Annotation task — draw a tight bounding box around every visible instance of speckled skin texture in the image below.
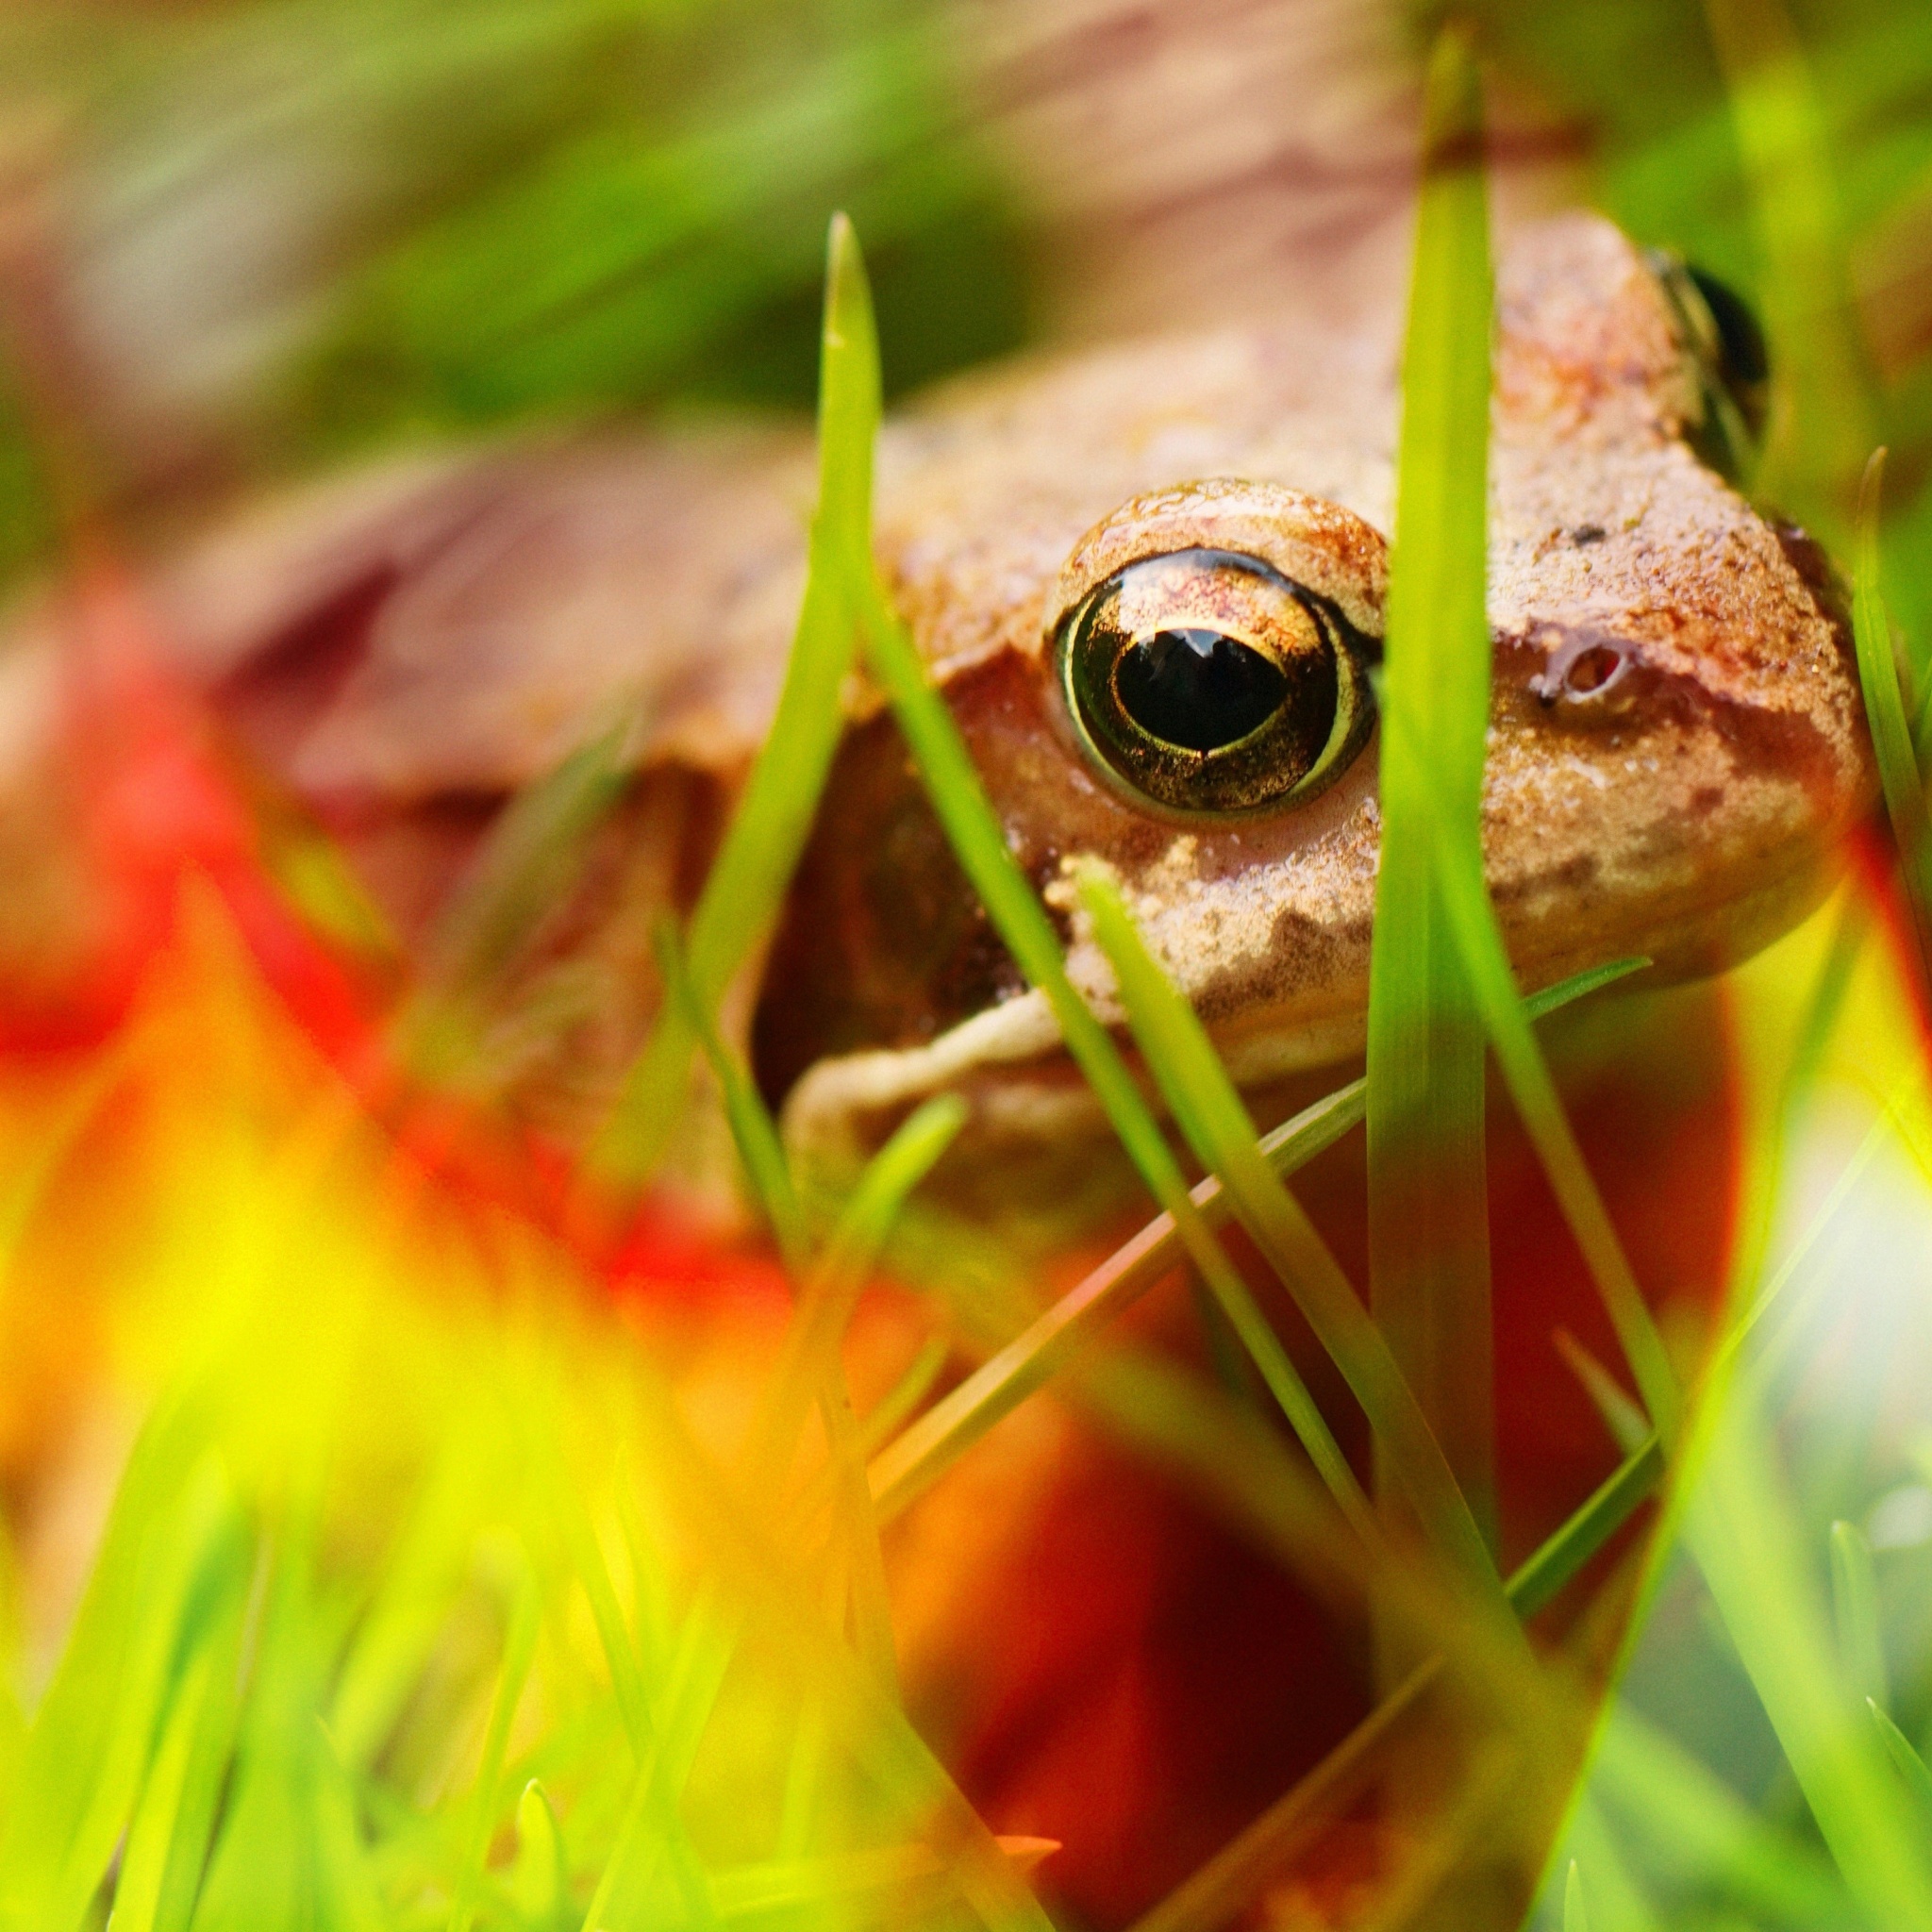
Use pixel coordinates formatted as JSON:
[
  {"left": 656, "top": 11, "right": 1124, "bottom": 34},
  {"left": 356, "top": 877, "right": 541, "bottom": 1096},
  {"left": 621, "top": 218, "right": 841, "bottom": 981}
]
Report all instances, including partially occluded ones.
[{"left": 0, "top": 215, "right": 1872, "bottom": 1168}]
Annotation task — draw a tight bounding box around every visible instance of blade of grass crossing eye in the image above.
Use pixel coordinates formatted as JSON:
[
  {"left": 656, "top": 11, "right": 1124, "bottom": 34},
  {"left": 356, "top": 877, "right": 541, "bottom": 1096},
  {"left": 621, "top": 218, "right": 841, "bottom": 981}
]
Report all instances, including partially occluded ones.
[
  {"left": 1078, "top": 870, "right": 1504, "bottom": 1606},
  {"left": 1870, "top": 1702, "right": 1932, "bottom": 1815},
  {"left": 868, "top": 958, "right": 1648, "bottom": 1523},
  {"left": 654, "top": 919, "right": 808, "bottom": 1276},
  {"left": 592, "top": 213, "right": 878, "bottom": 1188},
  {"left": 1854, "top": 451, "right": 1932, "bottom": 989},
  {"left": 819, "top": 236, "right": 1315, "bottom": 1408},
  {"left": 1366, "top": 24, "right": 1498, "bottom": 1549},
  {"left": 1830, "top": 1520, "right": 1887, "bottom": 1713},
  {"left": 447, "top": 1566, "right": 541, "bottom": 1932}
]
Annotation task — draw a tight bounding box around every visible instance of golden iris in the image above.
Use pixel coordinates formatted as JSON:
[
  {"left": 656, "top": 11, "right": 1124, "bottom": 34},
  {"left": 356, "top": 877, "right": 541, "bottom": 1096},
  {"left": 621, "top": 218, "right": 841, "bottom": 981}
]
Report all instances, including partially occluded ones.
[{"left": 1058, "top": 548, "right": 1375, "bottom": 814}]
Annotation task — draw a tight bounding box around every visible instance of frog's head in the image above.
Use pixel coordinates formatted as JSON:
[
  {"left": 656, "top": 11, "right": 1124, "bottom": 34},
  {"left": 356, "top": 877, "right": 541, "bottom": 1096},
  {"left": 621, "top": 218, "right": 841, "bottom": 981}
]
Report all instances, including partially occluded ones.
[{"left": 766, "top": 215, "right": 1873, "bottom": 1175}]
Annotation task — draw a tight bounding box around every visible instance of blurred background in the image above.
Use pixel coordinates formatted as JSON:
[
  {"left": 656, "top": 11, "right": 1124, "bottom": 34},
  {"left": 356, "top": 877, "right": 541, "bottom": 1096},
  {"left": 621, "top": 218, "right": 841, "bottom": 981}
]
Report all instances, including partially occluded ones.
[{"left": 0, "top": 0, "right": 1922, "bottom": 588}]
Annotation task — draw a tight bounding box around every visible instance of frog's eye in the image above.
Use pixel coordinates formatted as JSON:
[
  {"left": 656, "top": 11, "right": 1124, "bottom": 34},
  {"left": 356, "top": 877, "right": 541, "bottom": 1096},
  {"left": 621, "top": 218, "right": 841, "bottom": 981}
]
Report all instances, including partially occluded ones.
[
  {"left": 1649, "top": 252, "right": 1771, "bottom": 484},
  {"left": 1058, "top": 547, "right": 1376, "bottom": 815}
]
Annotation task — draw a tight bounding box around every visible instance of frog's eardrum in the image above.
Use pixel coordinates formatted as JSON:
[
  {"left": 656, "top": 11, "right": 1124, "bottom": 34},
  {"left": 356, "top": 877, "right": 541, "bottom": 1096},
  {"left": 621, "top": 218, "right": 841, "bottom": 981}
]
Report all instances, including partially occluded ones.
[{"left": 0, "top": 216, "right": 1873, "bottom": 1174}]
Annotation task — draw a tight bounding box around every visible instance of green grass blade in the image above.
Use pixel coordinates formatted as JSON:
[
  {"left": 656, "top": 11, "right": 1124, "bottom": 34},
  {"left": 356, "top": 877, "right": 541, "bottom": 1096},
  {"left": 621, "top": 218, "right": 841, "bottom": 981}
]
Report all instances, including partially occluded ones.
[
  {"left": 868, "top": 959, "right": 1647, "bottom": 1523},
  {"left": 592, "top": 211, "right": 879, "bottom": 1188},
  {"left": 1555, "top": 1331, "right": 1653, "bottom": 1457},
  {"left": 1565, "top": 1798, "right": 1665, "bottom": 1932},
  {"left": 398, "top": 715, "right": 632, "bottom": 1086},
  {"left": 570, "top": 1592, "right": 725, "bottom": 1932},
  {"left": 108, "top": 1641, "right": 222, "bottom": 1932},
  {"left": 312, "top": 1721, "right": 385, "bottom": 1932},
  {"left": 1685, "top": 1375, "right": 1932, "bottom": 1925},
  {"left": 147, "top": 1562, "right": 253, "bottom": 1932},
  {"left": 747, "top": 1095, "right": 965, "bottom": 1490},
  {"left": 327, "top": 1446, "right": 481, "bottom": 1772},
  {"left": 0, "top": 1422, "right": 231, "bottom": 1932},
  {"left": 745, "top": 1103, "right": 968, "bottom": 1707},
  {"left": 1593, "top": 1702, "right": 1850, "bottom": 1925},
  {"left": 1401, "top": 757, "right": 1682, "bottom": 1444},
  {"left": 1780, "top": 892, "right": 1870, "bottom": 1119},
  {"left": 1366, "top": 23, "right": 1498, "bottom": 1542},
  {"left": 1367, "top": 19, "right": 1680, "bottom": 1463},
  {"left": 508, "top": 1781, "right": 568, "bottom": 1930},
  {"left": 1125, "top": 1662, "right": 1441, "bottom": 1932},
  {"left": 856, "top": 1336, "right": 949, "bottom": 1455},
  {"left": 1703, "top": 0, "right": 1876, "bottom": 520},
  {"left": 1078, "top": 869, "right": 1501, "bottom": 1604},
  {"left": 1564, "top": 1860, "right": 1591, "bottom": 1932},
  {"left": 1870, "top": 1700, "right": 1932, "bottom": 1814},
  {"left": 1830, "top": 1519, "right": 1887, "bottom": 1713},
  {"left": 446, "top": 1564, "right": 541, "bottom": 1932},
  {"left": 638, "top": 1407, "right": 1058, "bottom": 1932},
  {"left": 816, "top": 1094, "right": 970, "bottom": 1291},
  {"left": 423, "top": 716, "right": 632, "bottom": 996},
  {"left": 1505, "top": 1438, "right": 1662, "bottom": 1622},
  {"left": 654, "top": 918, "right": 808, "bottom": 1276},
  {"left": 1853, "top": 449, "right": 1932, "bottom": 987}
]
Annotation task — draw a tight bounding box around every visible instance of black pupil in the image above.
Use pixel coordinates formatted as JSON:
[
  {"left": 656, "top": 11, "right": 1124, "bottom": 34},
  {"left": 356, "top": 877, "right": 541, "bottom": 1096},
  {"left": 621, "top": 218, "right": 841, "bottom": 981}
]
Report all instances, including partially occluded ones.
[{"left": 1114, "top": 627, "right": 1289, "bottom": 752}]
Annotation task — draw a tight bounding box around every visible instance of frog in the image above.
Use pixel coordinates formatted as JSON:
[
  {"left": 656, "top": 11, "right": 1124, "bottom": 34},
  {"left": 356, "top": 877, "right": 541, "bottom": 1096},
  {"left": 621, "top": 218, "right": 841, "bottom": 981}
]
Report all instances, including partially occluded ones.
[{"left": 0, "top": 212, "right": 1872, "bottom": 1201}]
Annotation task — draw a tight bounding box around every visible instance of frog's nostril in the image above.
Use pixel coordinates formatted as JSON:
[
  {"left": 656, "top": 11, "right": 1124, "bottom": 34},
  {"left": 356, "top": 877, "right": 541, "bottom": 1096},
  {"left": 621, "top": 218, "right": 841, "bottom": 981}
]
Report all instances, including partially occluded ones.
[
  {"left": 1115, "top": 627, "right": 1294, "bottom": 752},
  {"left": 1531, "top": 630, "right": 1637, "bottom": 706},
  {"left": 1562, "top": 644, "right": 1627, "bottom": 697}
]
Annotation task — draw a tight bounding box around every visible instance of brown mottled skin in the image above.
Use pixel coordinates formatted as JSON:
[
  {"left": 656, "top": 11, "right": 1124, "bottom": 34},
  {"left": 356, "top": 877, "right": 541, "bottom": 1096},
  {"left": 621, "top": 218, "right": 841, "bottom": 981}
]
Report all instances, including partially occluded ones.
[{"left": 0, "top": 215, "right": 1873, "bottom": 1178}]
